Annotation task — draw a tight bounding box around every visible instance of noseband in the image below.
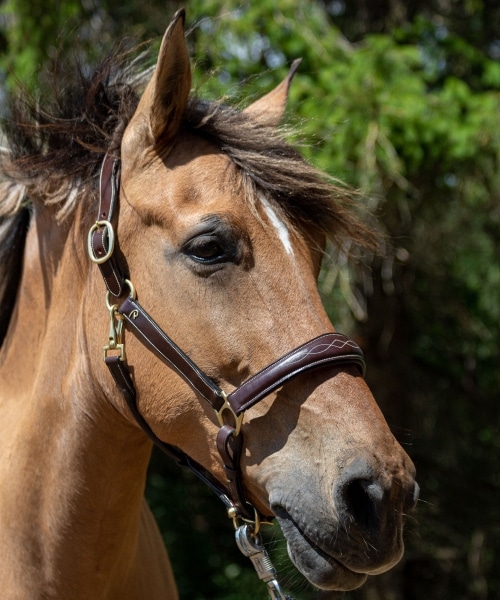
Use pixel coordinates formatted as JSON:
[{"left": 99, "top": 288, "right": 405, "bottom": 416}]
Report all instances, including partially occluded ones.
[{"left": 88, "top": 154, "right": 366, "bottom": 598}]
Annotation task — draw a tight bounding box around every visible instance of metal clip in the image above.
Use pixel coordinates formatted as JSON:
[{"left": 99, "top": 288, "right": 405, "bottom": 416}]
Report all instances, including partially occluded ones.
[
  {"left": 266, "top": 579, "right": 295, "bottom": 600},
  {"left": 235, "top": 524, "right": 294, "bottom": 600},
  {"left": 103, "top": 302, "right": 125, "bottom": 362}
]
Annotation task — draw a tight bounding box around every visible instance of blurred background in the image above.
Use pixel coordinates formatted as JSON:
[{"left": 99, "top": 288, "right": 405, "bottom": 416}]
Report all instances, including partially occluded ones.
[{"left": 1, "top": 1, "right": 498, "bottom": 598}]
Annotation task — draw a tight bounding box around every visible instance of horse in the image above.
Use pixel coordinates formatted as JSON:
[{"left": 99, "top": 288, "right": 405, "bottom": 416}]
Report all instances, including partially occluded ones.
[{"left": 0, "top": 9, "right": 418, "bottom": 599}]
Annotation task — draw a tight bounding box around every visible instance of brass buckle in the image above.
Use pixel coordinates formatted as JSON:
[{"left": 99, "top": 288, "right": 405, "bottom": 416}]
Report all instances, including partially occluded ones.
[
  {"left": 88, "top": 220, "right": 115, "bottom": 264},
  {"left": 228, "top": 505, "right": 262, "bottom": 534}
]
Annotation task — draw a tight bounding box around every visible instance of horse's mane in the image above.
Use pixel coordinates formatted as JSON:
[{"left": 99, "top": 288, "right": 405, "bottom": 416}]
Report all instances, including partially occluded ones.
[{"left": 0, "top": 45, "right": 376, "bottom": 346}]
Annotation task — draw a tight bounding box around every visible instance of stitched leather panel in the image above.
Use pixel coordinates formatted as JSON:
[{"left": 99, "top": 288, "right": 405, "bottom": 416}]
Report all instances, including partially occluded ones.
[
  {"left": 227, "top": 333, "right": 365, "bottom": 415},
  {"left": 98, "top": 154, "right": 119, "bottom": 221}
]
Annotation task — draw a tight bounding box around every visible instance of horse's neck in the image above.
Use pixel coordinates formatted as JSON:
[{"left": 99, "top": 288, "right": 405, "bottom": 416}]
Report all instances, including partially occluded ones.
[{"left": 0, "top": 209, "right": 174, "bottom": 598}]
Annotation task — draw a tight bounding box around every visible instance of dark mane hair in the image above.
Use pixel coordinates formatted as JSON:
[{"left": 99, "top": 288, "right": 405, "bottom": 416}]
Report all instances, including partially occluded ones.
[
  {"left": 1, "top": 50, "right": 142, "bottom": 212},
  {"left": 0, "top": 45, "right": 376, "bottom": 345},
  {"left": 183, "top": 99, "right": 375, "bottom": 248}
]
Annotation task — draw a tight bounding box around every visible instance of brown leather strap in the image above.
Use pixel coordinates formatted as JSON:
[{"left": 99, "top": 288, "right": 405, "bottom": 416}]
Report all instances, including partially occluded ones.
[
  {"left": 89, "top": 155, "right": 127, "bottom": 297},
  {"left": 97, "top": 154, "right": 119, "bottom": 221},
  {"left": 217, "top": 425, "right": 254, "bottom": 519},
  {"left": 118, "top": 298, "right": 365, "bottom": 417},
  {"left": 119, "top": 296, "right": 226, "bottom": 408},
  {"left": 114, "top": 304, "right": 364, "bottom": 523},
  {"left": 92, "top": 156, "right": 255, "bottom": 517},
  {"left": 227, "top": 333, "right": 365, "bottom": 415}
]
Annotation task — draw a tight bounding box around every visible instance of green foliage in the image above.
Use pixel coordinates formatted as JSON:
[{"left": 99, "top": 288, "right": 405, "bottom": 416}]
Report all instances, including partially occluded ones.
[{"left": 0, "top": 0, "right": 81, "bottom": 89}]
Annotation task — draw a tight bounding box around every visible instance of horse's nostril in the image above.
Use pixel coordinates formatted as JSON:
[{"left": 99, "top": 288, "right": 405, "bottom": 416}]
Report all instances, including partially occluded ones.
[
  {"left": 345, "top": 479, "right": 383, "bottom": 532},
  {"left": 336, "top": 456, "right": 419, "bottom": 535}
]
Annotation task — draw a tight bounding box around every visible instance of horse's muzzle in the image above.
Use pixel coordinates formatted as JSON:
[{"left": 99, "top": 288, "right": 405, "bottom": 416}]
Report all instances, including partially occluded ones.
[{"left": 272, "top": 453, "right": 419, "bottom": 590}]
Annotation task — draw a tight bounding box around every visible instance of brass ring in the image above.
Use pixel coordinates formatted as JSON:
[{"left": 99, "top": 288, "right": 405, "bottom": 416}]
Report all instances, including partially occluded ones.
[
  {"left": 106, "top": 279, "right": 136, "bottom": 312},
  {"left": 124, "top": 279, "right": 136, "bottom": 300}
]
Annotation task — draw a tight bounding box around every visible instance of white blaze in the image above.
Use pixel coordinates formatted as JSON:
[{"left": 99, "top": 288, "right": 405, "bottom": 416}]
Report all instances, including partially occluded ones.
[{"left": 260, "top": 195, "right": 294, "bottom": 256}]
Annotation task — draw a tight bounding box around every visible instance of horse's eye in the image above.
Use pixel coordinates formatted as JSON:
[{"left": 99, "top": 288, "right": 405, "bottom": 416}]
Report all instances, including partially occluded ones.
[{"left": 184, "top": 235, "right": 228, "bottom": 264}]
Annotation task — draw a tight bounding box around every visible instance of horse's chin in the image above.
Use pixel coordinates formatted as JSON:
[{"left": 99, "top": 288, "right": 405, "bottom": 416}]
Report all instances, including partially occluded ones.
[{"left": 274, "top": 509, "right": 370, "bottom": 592}]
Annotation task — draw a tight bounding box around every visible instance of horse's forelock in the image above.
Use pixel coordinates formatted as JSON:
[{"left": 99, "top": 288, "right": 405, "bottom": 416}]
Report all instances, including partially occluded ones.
[{"left": 184, "top": 98, "right": 378, "bottom": 251}]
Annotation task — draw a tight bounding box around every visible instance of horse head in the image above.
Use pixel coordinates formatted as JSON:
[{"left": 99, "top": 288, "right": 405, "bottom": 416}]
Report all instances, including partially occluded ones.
[
  {"left": 85, "top": 9, "right": 417, "bottom": 592},
  {"left": 0, "top": 8, "right": 418, "bottom": 597}
]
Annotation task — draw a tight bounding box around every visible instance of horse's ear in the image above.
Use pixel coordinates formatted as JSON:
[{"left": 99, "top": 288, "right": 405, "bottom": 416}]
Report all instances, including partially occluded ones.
[
  {"left": 131, "top": 8, "right": 191, "bottom": 145},
  {"left": 244, "top": 59, "right": 301, "bottom": 126}
]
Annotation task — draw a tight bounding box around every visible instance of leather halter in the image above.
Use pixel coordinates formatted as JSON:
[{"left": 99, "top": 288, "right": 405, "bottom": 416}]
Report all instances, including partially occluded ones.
[{"left": 88, "top": 154, "right": 366, "bottom": 523}]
